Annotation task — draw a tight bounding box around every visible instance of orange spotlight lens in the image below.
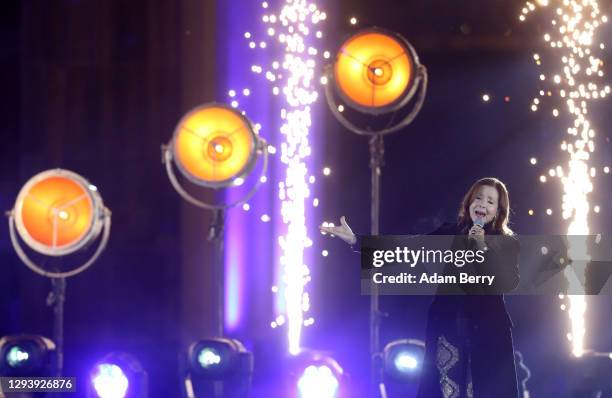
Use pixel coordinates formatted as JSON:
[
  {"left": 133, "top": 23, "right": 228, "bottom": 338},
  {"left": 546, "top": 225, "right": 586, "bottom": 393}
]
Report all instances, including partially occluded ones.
[
  {"left": 172, "top": 104, "right": 257, "bottom": 188},
  {"left": 334, "top": 30, "right": 415, "bottom": 111},
  {"left": 14, "top": 170, "right": 103, "bottom": 256},
  {"left": 207, "top": 136, "right": 234, "bottom": 162}
]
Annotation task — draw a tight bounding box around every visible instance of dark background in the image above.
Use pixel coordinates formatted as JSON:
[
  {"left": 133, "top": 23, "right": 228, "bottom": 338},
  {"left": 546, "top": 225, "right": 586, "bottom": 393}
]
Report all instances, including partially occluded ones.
[{"left": 1, "top": 0, "right": 611, "bottom": 396}]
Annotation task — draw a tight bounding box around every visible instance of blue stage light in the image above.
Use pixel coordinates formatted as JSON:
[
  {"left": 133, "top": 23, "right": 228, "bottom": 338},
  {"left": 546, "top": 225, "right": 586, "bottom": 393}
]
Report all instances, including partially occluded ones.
[
  {"left": 87, "top": 352, "right": 147, "bottom": 398},
  {"left": 187, "top": 338, "right": 252, "bottom": 379},
  {"left": 91, "top": 363, "right": 129, "bottom": 398},
  {"left": 393, "top": 351, "right": 419, "bottom": 373},
  {"left": 286, "top": 350, "right": 343, "bottom": 398},
  {"left": 6, "top": 346, "right": 30, "bottom": 368},
  {"left": 380, "top": 339, "right": 425, "bottom": 397},
  {"left": 383, "top": 339, "right": 425, "bottom": 381},
  {"left": 297, "top": 364, "right": 340, "bottom": 398},
  {"left": 182, "top": 338, "right": 253, "bottom": 397},
  {"left": 0, "top": 335, "right": 56, "bottom": 377},
  {"left": 197, "top": 347, "right": 222, "bottom": 369}
]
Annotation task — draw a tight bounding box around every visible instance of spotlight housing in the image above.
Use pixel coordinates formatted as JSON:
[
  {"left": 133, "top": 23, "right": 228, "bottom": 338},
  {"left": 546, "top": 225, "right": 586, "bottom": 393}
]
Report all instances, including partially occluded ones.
[
  {"left": 171, "top": 103, "right": 259, "bottom": 189},
  {"left": 0, "top": 335, "right": 56, "bottom": 377},
  {"left": 324, "top": 27, "right": 427, "bottom": 137},
  {"left": 8, "top": 168, "right": 111, "bottom": 278},
  {"left": 333, "top": 28, "right": 420, "bottom": 115},
  {"left": 182, "top": 338, "right": 253, "bottom": 398},
  {"left": 163, "top": 102, "right": 269, "bottom": 210},
  {"left": 12, "top": 169, "right": 105, "bottom": 257}
]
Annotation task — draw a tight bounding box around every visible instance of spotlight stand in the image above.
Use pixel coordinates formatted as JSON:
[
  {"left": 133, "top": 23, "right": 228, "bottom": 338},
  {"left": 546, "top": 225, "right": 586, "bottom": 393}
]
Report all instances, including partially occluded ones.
[
  {"left": 208, "top": 208, "right": 225, "bottom": 337},
  {"left": 47, "top": 277, "right": 66, "bottom": 377},
  {"left": 369, "top": 133, "right": 387, "bottom": 398},
  {"left": 324, "top": 49, "right": 428, "bottom": 398},
  {"left": 162, "top": 136, "right": 268, "bottom": 339}
]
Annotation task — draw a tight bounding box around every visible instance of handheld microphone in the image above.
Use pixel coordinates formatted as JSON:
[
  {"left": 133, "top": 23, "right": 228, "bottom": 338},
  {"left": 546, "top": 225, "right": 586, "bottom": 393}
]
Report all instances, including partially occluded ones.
[{"left": 474, "top": 216, "right": 484, "bottom": 228}]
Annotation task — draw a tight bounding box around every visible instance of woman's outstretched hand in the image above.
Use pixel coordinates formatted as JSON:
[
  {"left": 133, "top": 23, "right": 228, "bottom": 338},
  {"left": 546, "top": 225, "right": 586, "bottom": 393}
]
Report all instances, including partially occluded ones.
[{"left": 319, "top": 216, "right": 357, "bottom": 245}]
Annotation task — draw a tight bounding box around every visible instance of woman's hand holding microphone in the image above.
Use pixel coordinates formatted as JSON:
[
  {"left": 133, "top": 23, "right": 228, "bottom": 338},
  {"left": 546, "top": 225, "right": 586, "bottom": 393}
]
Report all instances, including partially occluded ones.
[{"left": 468, "top": 217, "right": 487, "bottom": 250}]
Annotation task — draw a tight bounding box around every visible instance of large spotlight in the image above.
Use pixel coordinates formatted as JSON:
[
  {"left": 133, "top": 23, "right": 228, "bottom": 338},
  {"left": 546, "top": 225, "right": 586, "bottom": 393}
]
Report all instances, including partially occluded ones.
[
  {"left": 381, "top": 339, "right": 425, "bottom": 397},
  {"left": 14, "top": 169, "right": 104, "bottom": 256},
  {"left": 8, "top": 168, "right": 111, "bottom": 277},
  {"left": 0, "top": 335, "right": 56, "bottom": 377},
  {"left": 182, "top": 338, "right": 253, "bottom": 398},
  {"left": 163, "top": 103, "right": 268, "bottom": 338},
  {"left": 165, "top": 103, "right": 268, "bottom": 196},
  {"left": 163, "top": 102, "right": 268, "bottom": 211},
  {"left": 334, "top": 28, "right": 419, "bottom": 114},
  {"left": 325, "top": 27, "right": 427, "bottom": 136},
  {"left": 87, "top": 352, "right": 148, "bottom": 398},
  {"left": 286, "top": 351, "right": 343, "bottom": 398}
]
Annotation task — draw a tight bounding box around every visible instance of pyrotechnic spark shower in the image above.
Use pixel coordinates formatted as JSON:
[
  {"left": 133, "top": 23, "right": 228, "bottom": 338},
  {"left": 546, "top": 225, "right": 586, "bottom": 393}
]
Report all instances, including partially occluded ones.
[
  {"left": 275, "top": 0, "right": 326, "bottom": 355},
  {"left": 521, "top": 0, "right": 609, "bottom": 357},
  {"left": 231, "top": 0, "right": 327, "bottom": 354}
]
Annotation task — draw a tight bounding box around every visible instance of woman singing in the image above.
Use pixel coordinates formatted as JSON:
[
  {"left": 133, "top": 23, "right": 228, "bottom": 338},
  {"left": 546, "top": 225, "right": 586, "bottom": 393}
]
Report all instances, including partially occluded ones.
[{"left": 321, "top": 177, "right": 520, "bottom": 398}]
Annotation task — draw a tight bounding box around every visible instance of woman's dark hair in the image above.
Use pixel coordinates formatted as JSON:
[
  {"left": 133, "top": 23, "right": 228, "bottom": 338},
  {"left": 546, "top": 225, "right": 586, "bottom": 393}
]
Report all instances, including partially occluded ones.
[{"left": 457, "top": 177, "right": 513, "bottom": 236}]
